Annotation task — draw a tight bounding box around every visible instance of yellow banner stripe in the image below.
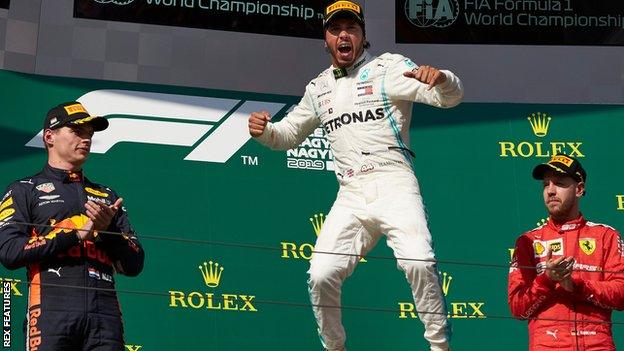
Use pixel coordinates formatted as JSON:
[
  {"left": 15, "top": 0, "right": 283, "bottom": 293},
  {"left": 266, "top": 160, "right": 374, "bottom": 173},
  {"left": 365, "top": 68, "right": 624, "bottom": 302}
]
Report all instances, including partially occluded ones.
[
  {"left": 63, "top": 103, "right": 87, "bottom": 115},
  {"left": 550, "top": 155, "right": 573, "bottom": 167},
  {"left": 0, "top": 197, "right": 13, "bottom": 212},
  {"left": 326, "top": 1, "right": 361, "bottom": 15},
  {"left": 0, "top": 208, "right": 15, "bottom": 221}
]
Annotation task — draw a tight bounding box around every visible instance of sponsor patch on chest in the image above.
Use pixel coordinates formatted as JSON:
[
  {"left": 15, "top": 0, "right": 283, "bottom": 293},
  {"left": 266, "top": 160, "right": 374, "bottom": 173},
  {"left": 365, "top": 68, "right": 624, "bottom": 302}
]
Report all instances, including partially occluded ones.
[
  {"left": 533, "top": 238, "right": 564, "bottom": 258},
  {"left": 357, "top": 85, "right": 374, "bottom": 96},
  {"left": 36, "top": 182, "right": 55, "bottom": 193},
  {"left": 579, "top": 238, "right": 596, "bottom": 255},
  {"left": 322, "top": 108, "right": 385, "bottom": 134},
  {"left": 85, "top": 187, "right": 109, "bottom": 197}
]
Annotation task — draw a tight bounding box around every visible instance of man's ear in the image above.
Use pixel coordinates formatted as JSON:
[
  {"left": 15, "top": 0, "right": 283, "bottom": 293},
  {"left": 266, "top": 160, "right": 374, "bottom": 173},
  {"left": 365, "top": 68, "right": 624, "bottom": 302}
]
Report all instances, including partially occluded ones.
[
  {"left": 576, "top": 181, "right": 585, "bottom": 198},
  {"left": 43, "top": 129, "right": 55, "bottom": 148}
]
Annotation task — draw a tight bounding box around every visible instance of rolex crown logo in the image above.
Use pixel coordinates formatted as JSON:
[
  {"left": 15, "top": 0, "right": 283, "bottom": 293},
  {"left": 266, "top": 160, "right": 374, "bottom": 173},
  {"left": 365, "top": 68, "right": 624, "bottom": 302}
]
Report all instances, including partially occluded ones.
[
  {"left": 309, "top": 213, "right": 325, "bottom": 237},
  {"left": 440, "top": 271, "right": 452, "bottom": 297},
  {"left": 199, "top": 261, "right": 224, "bottom": 288},
  {"left": 527, "top": 112, "right": 552, "bottom": 137}
]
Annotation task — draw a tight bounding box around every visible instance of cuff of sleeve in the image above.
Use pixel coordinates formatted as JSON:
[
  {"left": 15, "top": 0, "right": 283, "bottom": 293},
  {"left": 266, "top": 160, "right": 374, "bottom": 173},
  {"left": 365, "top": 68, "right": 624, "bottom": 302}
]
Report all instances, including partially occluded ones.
[
  {"left": 434, "top": 70, "right": 454, "bottom": 91},
  {"left": 253, "top": 122, "right": 274, "bottom": 145},
  {"left": 58, "top": 231, "right": 81, "bottom": 250},
  {"left": 571, "top": 277, "right": 587, "bottom": 297},
  {"left": 535, "top": 273, "right": 556, "bottom": 290}
]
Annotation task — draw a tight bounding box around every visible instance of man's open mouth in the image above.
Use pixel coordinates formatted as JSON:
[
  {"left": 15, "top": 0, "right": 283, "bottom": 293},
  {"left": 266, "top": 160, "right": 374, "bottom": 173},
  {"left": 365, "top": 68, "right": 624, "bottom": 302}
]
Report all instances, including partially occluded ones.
[{"left": 338, "top": 42, "right": 352, "bottom": 54}]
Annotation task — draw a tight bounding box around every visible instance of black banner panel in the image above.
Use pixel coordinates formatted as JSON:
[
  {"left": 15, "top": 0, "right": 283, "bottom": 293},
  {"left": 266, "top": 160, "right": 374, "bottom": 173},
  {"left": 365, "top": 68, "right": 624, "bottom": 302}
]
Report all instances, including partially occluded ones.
[
  {"left": 396, "top": 0, "right": 624, "bottom": 45},
  {"left": 74, "top": 0, "right": 326, "bottom": 39}
]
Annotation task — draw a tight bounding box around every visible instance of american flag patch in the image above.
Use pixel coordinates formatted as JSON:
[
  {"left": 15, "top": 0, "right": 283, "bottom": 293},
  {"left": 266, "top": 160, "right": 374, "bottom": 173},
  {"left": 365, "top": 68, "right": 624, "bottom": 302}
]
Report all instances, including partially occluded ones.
[{"left": 357, "top": 85, "right": 373, "bottom": 96}]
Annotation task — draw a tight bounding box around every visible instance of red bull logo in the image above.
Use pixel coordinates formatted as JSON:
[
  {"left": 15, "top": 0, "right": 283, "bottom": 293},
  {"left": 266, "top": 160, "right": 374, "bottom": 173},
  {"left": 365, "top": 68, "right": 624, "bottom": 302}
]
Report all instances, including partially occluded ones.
[
  {"left": 29, "top": 215, "right": 112, "bottom": 265},
  {"left": 67, "top": 172, "right": 82, "bottom": 182},
  {"left": 68, "top": 241, "right": 111, "bottom": 265},
  {"left": 28, "top": 307, "right": 42, "bottom": 351},
  {"left": 24, "top": 237, "right": 47, "bottom": 250},
  {"left": 45, "top": 215, "right": 89, "bottom": 240}
]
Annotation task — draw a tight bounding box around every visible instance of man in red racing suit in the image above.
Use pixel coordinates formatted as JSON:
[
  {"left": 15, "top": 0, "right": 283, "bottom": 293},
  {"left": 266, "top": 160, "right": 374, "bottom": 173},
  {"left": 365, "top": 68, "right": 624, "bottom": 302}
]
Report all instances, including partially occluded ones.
[{"left": 508, "top": 154, "right": 624, "bottom": 351}]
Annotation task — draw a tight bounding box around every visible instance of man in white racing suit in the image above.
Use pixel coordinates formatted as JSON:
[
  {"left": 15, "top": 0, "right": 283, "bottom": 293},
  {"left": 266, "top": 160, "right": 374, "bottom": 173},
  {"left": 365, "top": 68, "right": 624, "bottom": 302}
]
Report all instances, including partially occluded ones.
[{"left": 248, "top": 1, "right": 463, "bottom": 350}]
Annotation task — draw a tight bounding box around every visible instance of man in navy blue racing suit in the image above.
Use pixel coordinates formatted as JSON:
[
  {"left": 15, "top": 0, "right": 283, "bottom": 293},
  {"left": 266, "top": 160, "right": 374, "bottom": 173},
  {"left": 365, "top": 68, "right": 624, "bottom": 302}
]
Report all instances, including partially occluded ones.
[{"left": 0, "top": 101, "right": 144, "bottom": 350}]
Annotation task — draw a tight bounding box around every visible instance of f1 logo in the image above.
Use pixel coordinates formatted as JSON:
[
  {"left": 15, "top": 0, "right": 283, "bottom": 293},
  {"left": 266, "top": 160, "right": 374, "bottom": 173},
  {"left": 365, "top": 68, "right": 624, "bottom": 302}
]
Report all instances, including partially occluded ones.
[{"left": 26, "top": 90, "right": 287, "bottom": 163}]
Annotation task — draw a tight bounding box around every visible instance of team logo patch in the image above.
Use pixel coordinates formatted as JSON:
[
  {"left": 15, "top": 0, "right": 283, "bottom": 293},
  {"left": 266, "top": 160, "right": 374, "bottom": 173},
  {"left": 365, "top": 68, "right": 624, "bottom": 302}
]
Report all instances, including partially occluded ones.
[
  {"left": 359, "top": 68, "right": 370, "bottom": 81},
  {"left": 579, "top": 238, "right": 596, "bottom": 255},
  {"left": 0, "top": 197, "right": 13, "bottom": 212},
  {"left": 0, "top": 208, "right": 15, "bottom": 221},
  {"left": 39, "top": 195, "right": 60, "bottom": 200},
  {"left": 549, "top": 155, "right": 574, "bottom": 167},
  {"left": 36, "top": 182, "right": 55, "bottom": 193},
  {"left": 67, "top": 172, "right": 82, "bottom": 182},
  {"left": 536, "top": 261, "right": 547, "bottom": 274},
  {"left": 360, "top": 164, "right": 374, "bottom": 173},
  {"left": 560, "top": 223, "right": 579, "bottom": 231},
  {"left": 63, "top": 103, "right": 87, "bottom": 115},
  {"left": 549, "top": 240, "right": 563, "bottom": 254},
  {"left": 533, "top": 241, "right": 546, "bottom": 257},
  {"left": 533, "top": 238, "right": 563, "bottom": 258}
]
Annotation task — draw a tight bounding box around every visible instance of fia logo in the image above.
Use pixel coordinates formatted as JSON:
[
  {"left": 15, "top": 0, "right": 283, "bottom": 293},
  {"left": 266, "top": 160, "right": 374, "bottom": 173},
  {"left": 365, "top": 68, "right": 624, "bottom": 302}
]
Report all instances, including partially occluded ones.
[
  {"left": 26, "top": 90, "right": 286, "bottom": 163},
  {"left": 404, "top": 0, "right": 459, "bottom": 28}
]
